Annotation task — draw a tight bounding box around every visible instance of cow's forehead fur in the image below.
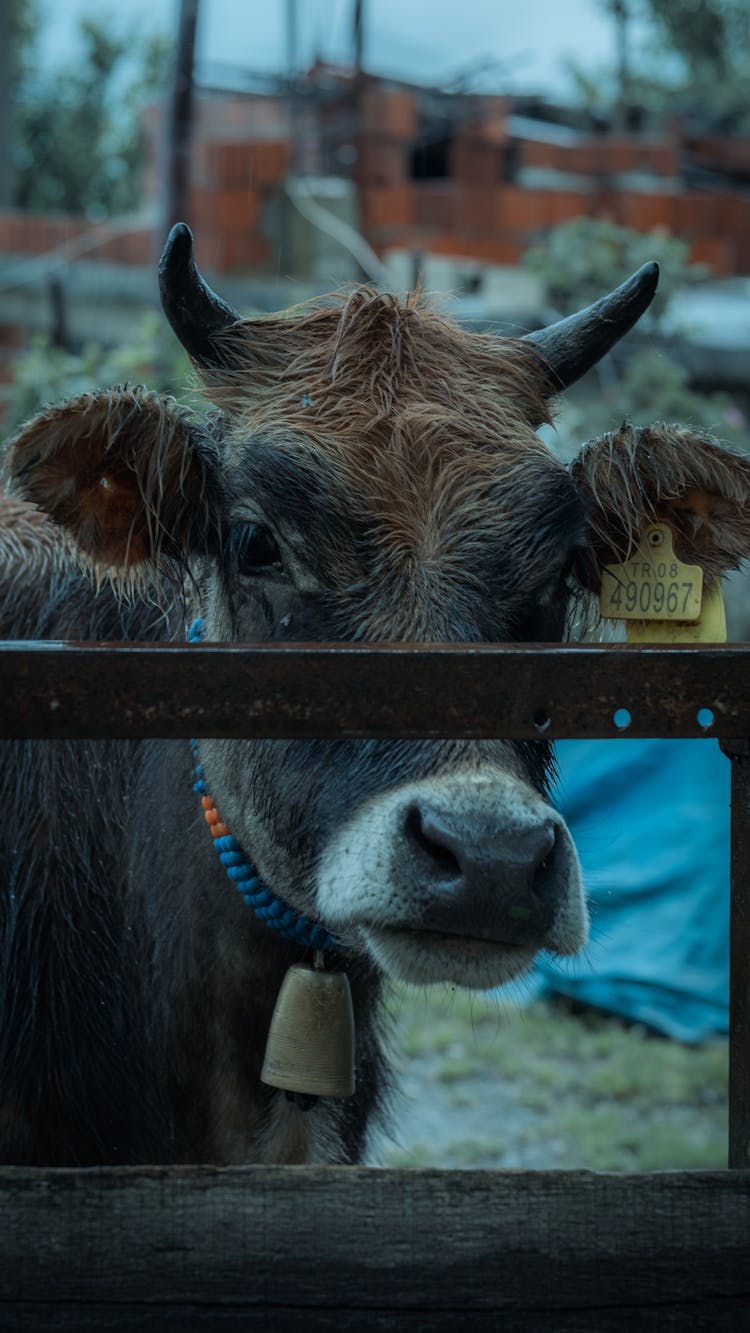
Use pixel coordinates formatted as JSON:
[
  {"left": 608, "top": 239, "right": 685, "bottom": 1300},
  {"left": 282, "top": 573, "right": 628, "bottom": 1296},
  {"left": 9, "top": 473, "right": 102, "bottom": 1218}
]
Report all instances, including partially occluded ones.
[
  {"left": 205, "top": 286, "right": 550, "bottom": 445},
  {"left": 201, "top": 288, "right": 576, "bottom": 577}
]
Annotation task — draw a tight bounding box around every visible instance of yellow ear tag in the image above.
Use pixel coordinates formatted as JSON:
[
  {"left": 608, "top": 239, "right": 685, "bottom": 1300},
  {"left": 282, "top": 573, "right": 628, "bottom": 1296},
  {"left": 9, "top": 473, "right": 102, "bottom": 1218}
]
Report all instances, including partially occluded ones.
[{"left": 600, "top": 523, "right": 727, "bottom": 644}]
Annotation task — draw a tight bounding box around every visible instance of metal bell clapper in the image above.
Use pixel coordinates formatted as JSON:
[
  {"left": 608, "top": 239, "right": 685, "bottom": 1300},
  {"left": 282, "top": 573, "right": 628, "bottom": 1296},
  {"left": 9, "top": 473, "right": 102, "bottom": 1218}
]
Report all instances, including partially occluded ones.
[{"left": 261, "top": 956, "right": 355, "bottom": 1097}]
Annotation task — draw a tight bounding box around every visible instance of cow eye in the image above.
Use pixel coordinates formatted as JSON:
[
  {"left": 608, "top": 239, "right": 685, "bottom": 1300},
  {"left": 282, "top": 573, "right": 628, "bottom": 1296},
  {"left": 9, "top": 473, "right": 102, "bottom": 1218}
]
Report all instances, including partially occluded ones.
[{"left": 229, "top": 523, "right": 283, "bottom": 574}]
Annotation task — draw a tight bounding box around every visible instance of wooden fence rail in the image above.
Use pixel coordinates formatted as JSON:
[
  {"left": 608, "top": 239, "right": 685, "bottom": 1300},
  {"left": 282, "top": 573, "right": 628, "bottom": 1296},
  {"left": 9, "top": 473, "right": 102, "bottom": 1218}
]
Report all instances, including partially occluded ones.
[
  {"left": 0, "top": 1166, "right": 748, "bottom": 1331},
  {"left": 1, "top": 640, "right": 749, "bottom": 1330}
]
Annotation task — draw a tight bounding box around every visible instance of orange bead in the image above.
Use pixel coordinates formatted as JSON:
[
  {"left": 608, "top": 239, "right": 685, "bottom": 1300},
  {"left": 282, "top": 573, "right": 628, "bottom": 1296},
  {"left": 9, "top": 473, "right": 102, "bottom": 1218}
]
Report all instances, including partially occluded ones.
[
  {"left": 201, "top": 796, "right": 212, "bottom": 811},
  {"left": 205, "top": 809, "right": 219, "bottom": 826},
  {"left": 211, "top": 822, "right": 229, "bottom": 838}
]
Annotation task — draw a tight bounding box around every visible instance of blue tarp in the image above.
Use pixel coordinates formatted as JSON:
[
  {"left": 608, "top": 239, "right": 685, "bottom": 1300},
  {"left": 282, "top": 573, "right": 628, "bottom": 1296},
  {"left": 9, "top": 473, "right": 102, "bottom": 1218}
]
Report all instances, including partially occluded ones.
[{"left": 528, "top": 739, "right": 730, "bottom": 1043}]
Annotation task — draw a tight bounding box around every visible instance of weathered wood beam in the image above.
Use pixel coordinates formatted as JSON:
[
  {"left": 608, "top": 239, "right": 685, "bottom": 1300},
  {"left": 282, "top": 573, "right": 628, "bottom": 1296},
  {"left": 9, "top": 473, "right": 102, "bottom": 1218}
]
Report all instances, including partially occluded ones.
[{"left": 0, "top": 1167, "right": 747, "bottom": 1330}]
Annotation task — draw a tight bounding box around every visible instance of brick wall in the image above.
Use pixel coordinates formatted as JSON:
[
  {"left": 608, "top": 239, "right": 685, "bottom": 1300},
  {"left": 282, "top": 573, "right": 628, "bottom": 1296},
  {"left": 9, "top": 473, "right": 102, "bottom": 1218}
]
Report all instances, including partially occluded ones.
[
  {"left": 0, "top": 211, "right": 153, "bottom": 265},
  {"left": 2, "top": 83, "right": 750, "bottom": 278}
]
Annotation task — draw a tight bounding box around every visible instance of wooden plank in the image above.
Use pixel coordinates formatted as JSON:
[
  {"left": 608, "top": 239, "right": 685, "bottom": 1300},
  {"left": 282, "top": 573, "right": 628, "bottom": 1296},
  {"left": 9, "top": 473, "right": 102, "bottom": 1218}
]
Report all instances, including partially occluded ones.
[
  {"left": 1, "top": 1299, "right": 746, "bottom": 1332},
  {"left": 0, "top": 1167, "right": 747, "bottom": 1330},
  {"left": 2, "top": 641, "right": 750, "bottom": 739}
]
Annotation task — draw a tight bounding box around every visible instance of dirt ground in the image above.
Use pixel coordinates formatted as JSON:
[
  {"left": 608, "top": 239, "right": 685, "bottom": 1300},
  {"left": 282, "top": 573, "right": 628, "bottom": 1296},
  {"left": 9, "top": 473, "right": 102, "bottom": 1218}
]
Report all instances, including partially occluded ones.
[{"left": 368, "top": 987, "right": 728, "bottom": 1171}]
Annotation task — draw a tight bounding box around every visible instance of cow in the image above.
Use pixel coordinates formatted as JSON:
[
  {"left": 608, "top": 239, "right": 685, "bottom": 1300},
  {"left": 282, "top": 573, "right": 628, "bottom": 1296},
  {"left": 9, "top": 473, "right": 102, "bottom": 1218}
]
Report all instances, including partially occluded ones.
[{"left": 2, "top": 223, "right": 750, "bottom": 1166}]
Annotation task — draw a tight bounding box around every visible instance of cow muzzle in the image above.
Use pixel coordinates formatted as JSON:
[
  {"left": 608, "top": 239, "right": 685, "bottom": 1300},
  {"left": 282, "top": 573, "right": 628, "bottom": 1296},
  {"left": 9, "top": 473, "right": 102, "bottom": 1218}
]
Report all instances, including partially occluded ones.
[{"left": 316, "top": 770, "right": 587, "bottom": 989}]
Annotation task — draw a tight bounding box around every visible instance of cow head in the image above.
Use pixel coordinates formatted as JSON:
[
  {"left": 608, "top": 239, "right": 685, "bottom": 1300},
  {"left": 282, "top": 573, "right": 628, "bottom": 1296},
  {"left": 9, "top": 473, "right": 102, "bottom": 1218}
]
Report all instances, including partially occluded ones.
[{"left": 8, "top": 226, "right": 750, "bottom": 991}]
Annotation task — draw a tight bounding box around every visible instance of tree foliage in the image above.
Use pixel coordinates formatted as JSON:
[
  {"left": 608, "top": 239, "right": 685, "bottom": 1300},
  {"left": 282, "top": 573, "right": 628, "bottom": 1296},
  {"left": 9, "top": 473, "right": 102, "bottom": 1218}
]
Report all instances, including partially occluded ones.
[
  {"left": 12, "top": 3, "right": 168, "bottom": 216},
  {"left": 640, "top": 0, "right": 750, "bottom": 125},
  {"left": 525, "top": 218, "right": 749, "bottom": 459},
  {"left": 522, "top": 217, "right": 703, "bottom": 329},
  {"left": 643, "top": 0, "right": 750, "bottom": 87},
  {"left": 0, "top": 314, "right": 199, "bottom": 441},
  {"left": 591, "top": 0, "right": 750, "bottom": 128}
]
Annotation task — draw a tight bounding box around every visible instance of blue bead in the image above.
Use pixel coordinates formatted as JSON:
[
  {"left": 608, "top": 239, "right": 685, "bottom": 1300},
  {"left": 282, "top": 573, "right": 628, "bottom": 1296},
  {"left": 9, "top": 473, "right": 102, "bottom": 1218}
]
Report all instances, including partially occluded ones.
[
  {"left": 190, "top": 719, "right": 343, "bottom": 956},
  {"left": 227, "top": 865, "right": 255, "bottom": 882},
  {"left": 220, "top": 851, "right": 245, "bottom": 869},
  {"left": 247, "top": 886, "right": 270, "bottom": 906}
]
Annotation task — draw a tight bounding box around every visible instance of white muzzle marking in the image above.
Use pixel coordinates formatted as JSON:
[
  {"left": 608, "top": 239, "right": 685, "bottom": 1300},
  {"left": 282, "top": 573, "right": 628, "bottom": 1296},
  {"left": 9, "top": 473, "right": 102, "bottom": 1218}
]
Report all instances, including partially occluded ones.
[{"left": 316, "top": 769, "right": 587, "bottom": 989}]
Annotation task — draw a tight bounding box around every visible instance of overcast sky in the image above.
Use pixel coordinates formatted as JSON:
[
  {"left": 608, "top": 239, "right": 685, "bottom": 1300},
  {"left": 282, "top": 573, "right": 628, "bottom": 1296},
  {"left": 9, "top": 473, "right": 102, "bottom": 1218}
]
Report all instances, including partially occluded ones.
[{"left": 37, "top": 0, "right": 636, "bottom": 99}]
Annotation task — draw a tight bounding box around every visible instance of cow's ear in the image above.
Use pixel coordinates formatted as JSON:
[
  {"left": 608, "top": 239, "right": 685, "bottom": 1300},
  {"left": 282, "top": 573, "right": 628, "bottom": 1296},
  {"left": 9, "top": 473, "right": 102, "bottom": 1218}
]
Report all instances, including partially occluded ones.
[
  {"left": 570, "top": 422, "right": 750, "bottom": 587},
  {"left": 6, "top": 385, "right": 220, "bottom": 581}
]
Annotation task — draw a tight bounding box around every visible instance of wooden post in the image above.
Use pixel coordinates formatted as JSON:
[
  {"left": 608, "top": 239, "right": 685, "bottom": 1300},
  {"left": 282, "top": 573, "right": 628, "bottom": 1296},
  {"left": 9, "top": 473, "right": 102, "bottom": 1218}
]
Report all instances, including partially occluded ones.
[
  {"left": 0, "top": 0, "right": 17, "bottom": 207},
  {"left": 611, "top": 0, "right": 631, "bottom": 133},
  {"left": 161, "top": 0, "right": 199, "bottom": 249},
  {"left": 351, "top": 0, "right": 369, "bottom": 282},
  {"left": 279, "top": 0, "right": 298, "bottom": 274}
]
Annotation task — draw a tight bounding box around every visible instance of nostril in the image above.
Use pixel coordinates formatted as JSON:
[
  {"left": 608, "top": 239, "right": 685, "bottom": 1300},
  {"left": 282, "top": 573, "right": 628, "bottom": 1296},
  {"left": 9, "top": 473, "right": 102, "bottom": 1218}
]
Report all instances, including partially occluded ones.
[
  {"left": 530, "top": 824, "right": 557, "bottom": 895},
  {"left": 399, "top": 801, "right": 565, "bottom": 947},
  {"left": 404, "top": 804, "right": 462, "bottom": 878},
  {"left": 533, "top": 823, "right": 556, "bottom": 865}
]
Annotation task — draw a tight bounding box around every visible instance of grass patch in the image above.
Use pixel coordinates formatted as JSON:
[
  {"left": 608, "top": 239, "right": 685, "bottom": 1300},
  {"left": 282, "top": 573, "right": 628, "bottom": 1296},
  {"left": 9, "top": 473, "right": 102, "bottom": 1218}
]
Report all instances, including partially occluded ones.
[
  {"left": 379, "top": 985, "right": 728, "bottom": 1171},
  {"left": 435, "top": 1056, "right": 484, "bottom": 1084},
  {"left": 383, "top": 1137, "right": 509, "bottom": 1168}
]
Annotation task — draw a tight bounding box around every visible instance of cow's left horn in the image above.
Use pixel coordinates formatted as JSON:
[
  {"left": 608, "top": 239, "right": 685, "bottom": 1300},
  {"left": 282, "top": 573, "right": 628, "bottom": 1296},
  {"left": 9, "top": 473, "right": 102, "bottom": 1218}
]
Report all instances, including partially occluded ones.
[
  {"left": 159, "top": 222, "right": 242, "bottom": 366},
  {"left": 524, "top": 261, "right": 659, "bottom": 392}
]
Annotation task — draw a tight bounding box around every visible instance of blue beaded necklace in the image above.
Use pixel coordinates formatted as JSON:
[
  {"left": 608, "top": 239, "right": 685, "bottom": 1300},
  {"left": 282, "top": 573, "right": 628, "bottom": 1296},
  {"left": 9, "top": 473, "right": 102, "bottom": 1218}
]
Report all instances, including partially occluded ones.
[{"left": 188, "top": 619, "right": 342, "bottom": 955}]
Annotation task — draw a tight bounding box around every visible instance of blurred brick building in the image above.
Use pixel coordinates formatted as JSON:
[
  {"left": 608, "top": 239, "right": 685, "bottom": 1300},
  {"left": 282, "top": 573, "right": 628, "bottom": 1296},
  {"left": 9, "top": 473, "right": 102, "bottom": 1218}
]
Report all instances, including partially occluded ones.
[
  {"left": 143, "top": 65, "right": 750, "bottom": 277},
  {"left": 1, "top": 64, "right": 750, "bottom": 280}
]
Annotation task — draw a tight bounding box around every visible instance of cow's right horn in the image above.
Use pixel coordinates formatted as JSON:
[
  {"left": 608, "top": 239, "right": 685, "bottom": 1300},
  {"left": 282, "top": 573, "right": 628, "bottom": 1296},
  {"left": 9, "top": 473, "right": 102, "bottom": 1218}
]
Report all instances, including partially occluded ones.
[
  {"left": 159, "top": 222, "right": 242, "bottom": 367},
  {"left": 524, "top": 261, "right": 659, "bottom": 393}
]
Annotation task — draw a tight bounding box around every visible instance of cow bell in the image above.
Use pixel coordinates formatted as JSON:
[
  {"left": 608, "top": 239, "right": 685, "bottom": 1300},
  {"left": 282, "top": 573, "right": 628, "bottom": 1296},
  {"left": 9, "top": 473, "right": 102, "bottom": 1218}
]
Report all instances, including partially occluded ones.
[{"left": 261, "top": 963, "right": 356, "bottom": 1098}]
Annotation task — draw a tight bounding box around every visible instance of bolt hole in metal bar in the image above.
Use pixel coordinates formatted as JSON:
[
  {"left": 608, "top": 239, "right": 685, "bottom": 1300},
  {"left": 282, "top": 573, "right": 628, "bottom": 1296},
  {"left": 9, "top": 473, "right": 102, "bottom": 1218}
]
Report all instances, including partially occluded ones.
[
  {"left": 3, "top": 643, "right": 750, "bottom": 740},
  {"left": 533, "top": 707, "right": 551, "bottom": 733},
  {"left": 0, "top": 640, "right": 748, "bottom": 1168}
]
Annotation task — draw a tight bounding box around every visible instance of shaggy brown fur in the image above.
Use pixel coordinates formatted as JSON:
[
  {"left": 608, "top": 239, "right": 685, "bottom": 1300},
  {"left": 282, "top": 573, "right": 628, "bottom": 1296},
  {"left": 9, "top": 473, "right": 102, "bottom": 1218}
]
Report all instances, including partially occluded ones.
[
  {"left": 0, "top": 496, "right": 66, "bottom": 579},
  {"left": 205, "top": 288, "right": 551, "bottom": 436},
  {"left": 7, "top": 297, "right": 562, "bottom": 599},
  {"left": 573, "top": 422, "right": 750, "bottom": 585},
  {"left": 203, "top": 289, "right": 567, "bottom": 612},
  {"left": 5, "top": 386, "right": 221, "bottom": 582}
]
